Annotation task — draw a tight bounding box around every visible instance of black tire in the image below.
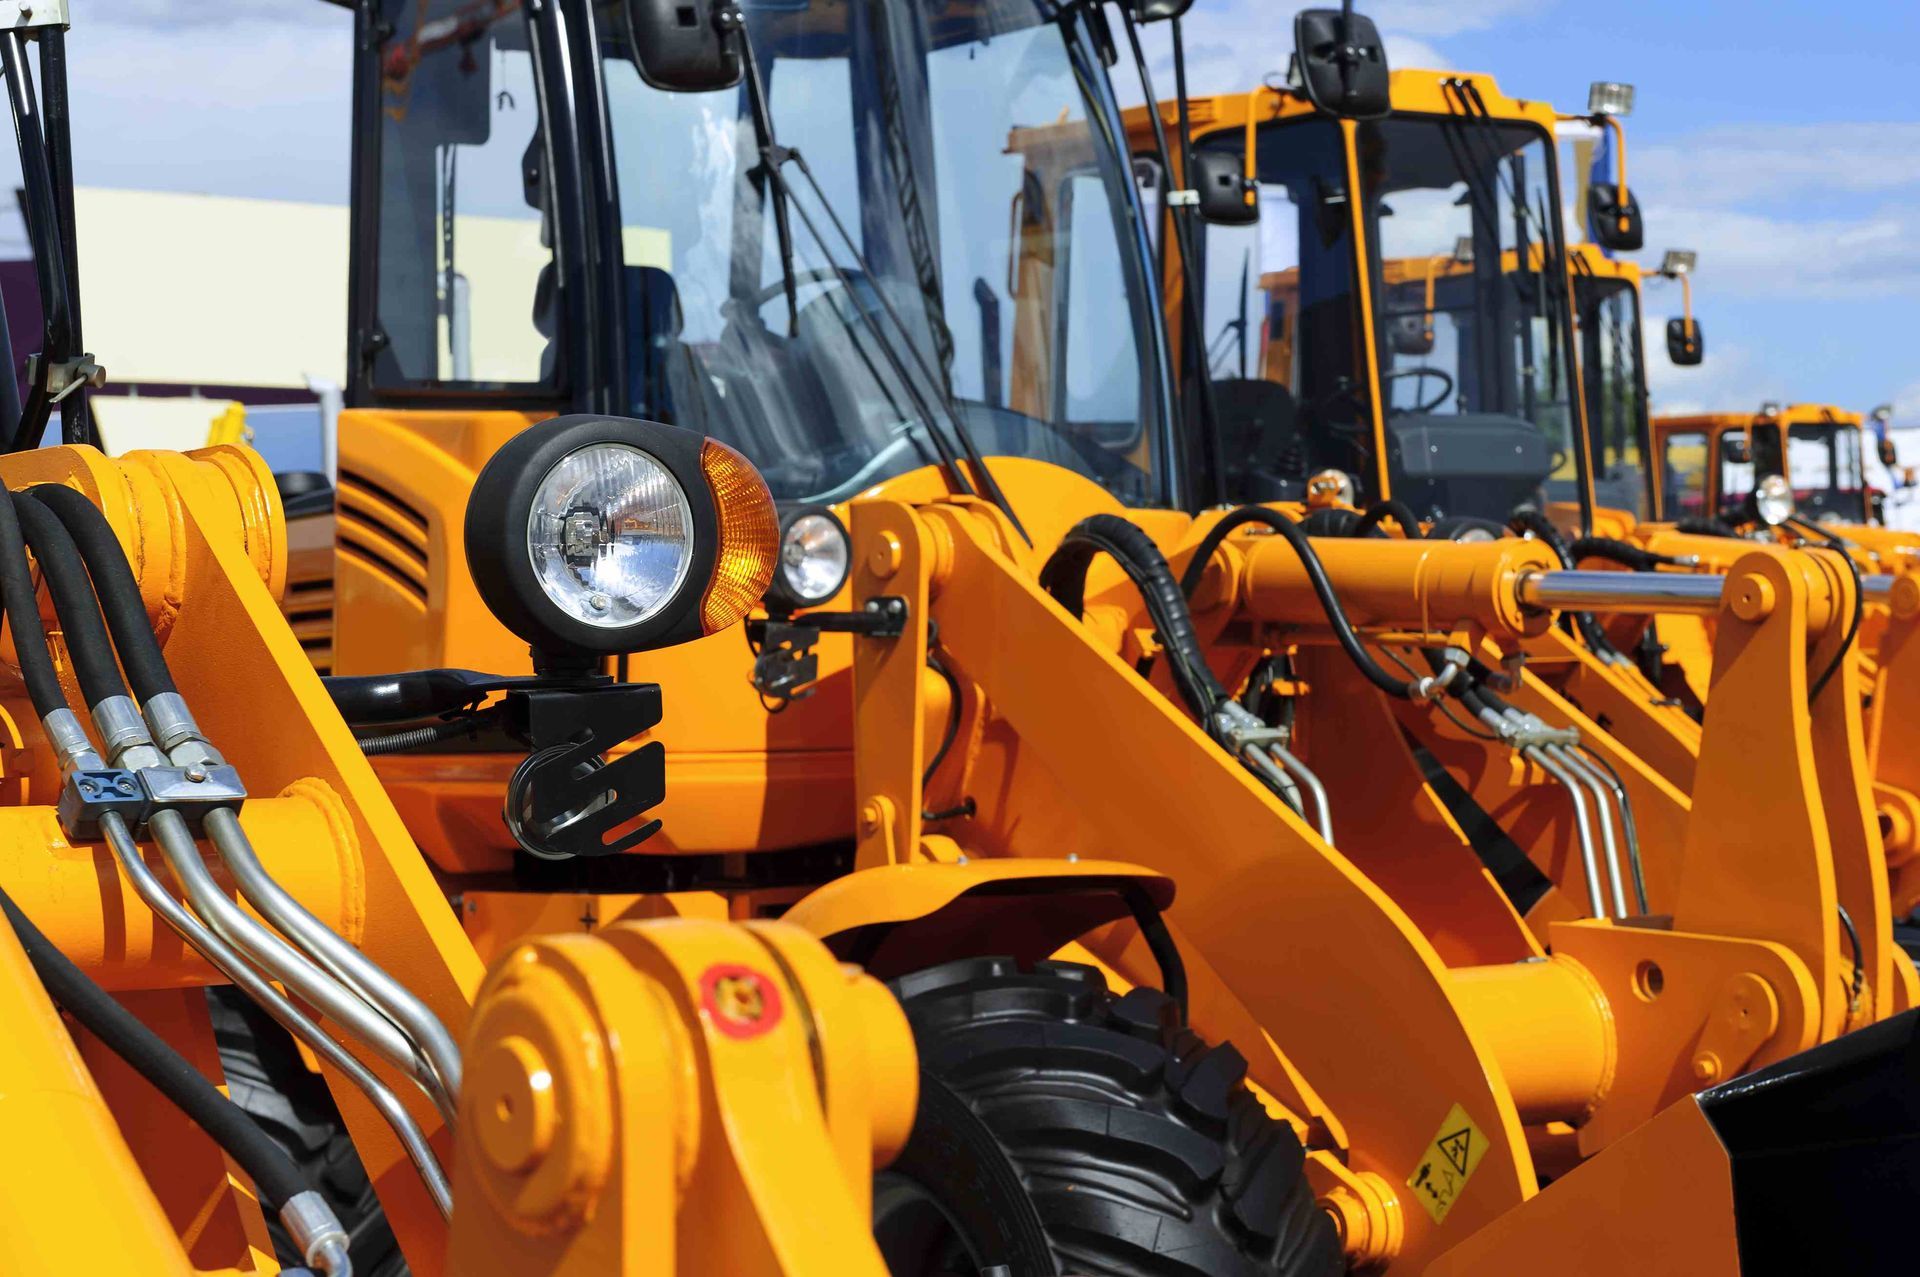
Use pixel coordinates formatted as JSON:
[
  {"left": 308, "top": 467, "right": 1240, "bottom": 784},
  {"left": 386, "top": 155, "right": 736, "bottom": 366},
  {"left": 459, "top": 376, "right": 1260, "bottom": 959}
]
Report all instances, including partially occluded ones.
[
  {"left": 876, "top": 957, "right": 1341, "bottom": 1277},
  {"left": 205, "top": 987, "right": 410, "bottom": 1277}
]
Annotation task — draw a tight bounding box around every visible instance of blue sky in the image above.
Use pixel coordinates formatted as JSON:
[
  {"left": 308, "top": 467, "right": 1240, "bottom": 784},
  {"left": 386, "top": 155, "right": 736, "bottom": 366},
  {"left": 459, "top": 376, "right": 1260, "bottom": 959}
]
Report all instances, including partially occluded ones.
[{"left": 24, "top": 0, "right": 1920, "bottom": 422}]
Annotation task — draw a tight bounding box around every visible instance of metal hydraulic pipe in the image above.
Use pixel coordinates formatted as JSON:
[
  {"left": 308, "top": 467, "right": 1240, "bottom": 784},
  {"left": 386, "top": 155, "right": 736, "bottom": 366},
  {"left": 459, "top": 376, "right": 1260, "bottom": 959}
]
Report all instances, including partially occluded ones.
[
  {"left": 147, "top": 693, "right": 465, "bottom": 1113},
  {"left": 1548, "top": 744, "right": 1630, "bottom": 919},
  {"left": 203, "top": 805, "right": 463, "bottom": 1116},
  {"left": 1516, "top": 738, "right": 1607, "bottom": 918},
  {"left": 98, "top": 814, "right": 452, "bottom": 1218},
  {"left": 144, "top": 809, "right": 424, "bottom": 1093}
]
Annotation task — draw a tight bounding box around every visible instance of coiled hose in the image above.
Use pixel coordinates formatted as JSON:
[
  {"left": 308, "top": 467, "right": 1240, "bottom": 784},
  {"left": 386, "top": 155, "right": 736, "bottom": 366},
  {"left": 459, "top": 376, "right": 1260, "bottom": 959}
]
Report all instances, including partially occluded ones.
[{"left": 1041, "top": 513, "right": 1227, "bottom": 721}]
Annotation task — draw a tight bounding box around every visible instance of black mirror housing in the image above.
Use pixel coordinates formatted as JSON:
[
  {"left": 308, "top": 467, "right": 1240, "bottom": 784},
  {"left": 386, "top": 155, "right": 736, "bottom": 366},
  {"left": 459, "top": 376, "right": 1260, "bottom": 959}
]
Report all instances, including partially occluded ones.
[
  {"left": 1123, "top": 0, "right": 1197, "bottom": 20},
  {"left": 625, "top": 0, "right": 742, "bottom": 93},
  {"left": 1588, "top": 182, "right": 1644, "bottom": 252},
  {"left": 1190, "top": 150, "right": 1258, "bottom": 225},
  {"left": 1294, "top": 9, "right": 1391, "bottom": 121},
  {"left": 1667, "top": 317, "right": 1703, "bottom": 366},
  {"left": 1388, "top": 312, "right": 1435, "bottom": 356}
]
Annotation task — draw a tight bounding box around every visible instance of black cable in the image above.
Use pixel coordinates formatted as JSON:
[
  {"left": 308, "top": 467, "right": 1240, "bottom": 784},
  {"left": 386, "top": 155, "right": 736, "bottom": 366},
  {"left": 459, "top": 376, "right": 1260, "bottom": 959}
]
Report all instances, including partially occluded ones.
[
  {"left": 27, "top": 484, "right": 175, "bottom": 701},
  {"left": 13, "top": 492, "right": 127, "bottom": 708},
  {"left": 1352, "top": 499, "right": 1425, "bottom": 540},
  {"left": 0, "top": 484, "right": 62, "bottom": 716},
  {"left": 1808, "top": 546, "right": 1864, "bottom": 706},
  {"left": 1567, "top": 536, "right": 1683, "bottom": 573},
  {"left": 1837, "top": 902, "right": 1864, "bottom": 1012},
  {"left": 1043, "top": 513, "right": 1227, "bottom": 721},
  {"left": 0, "top": 884, "right": 309, "bottom": 1211},
  {"left": 1175, "top": 505, "right": 1419, "bottom": 700}
]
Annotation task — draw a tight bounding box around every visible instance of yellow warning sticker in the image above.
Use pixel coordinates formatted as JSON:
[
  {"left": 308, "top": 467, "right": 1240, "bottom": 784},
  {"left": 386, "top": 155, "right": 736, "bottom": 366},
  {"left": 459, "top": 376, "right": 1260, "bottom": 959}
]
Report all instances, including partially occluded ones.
[{"left": 1406, "top": 1103, "right": 1488, "bottom": 1225}]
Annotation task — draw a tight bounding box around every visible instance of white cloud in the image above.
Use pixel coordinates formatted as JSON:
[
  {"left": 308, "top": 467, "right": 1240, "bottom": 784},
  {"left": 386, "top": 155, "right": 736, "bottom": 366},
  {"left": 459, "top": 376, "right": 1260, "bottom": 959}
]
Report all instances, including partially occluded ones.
[{"left": 1643, "top": 335, "right": 1781, "bottom": 419}]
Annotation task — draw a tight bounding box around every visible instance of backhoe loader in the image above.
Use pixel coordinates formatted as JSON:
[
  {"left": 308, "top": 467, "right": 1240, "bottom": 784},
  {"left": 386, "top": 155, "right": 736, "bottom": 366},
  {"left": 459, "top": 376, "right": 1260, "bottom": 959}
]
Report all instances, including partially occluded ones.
[{"left": 291, "top": 0, "right": 1920, "bottom": 1272}]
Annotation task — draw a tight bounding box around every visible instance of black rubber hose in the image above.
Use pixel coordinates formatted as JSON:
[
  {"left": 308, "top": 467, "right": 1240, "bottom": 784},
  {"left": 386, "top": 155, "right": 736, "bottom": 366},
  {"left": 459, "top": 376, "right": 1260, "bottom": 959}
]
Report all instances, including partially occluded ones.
[
  {"left": 0, "top": 883, "right": 309, "bottom": 1211},
  {"left": 0, "top": 485, "right": 63, "bottom": 716},
  {"left": 1352, "top": 499, "right": 1425, "bottom": 540},
  {"left": 1176, "top": 506, "right": 1419, "bottom": 700},
  {"left": 1567, "top": 536, "right": 1682, "bottom": 572},
  {"left": 1676, "top": 515, "right": 1739, "bottom": 538},
  {"left": 1042, "top": 514, "right": 1226, "bottom": 721},
  {"left": 1508, "top": 509, "right": 1624, "bottom": 661},
  {"left": 27, "top": 484, "right": 175, "bottom": 701},
  {"left": 13, "top": 493, "right": 127, "bottom": 708}
]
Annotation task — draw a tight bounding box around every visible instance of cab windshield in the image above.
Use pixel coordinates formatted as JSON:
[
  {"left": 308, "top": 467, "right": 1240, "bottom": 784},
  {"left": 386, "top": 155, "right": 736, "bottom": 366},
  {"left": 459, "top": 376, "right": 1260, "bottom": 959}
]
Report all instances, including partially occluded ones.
[
  {"left": 598, "top": 0, "right": 1171, "bottom": 506},
  {"left": 1357, "top": 115, "right": 1578, "bottom": 522},
  {"left": 1576, "top": 273, "right": 1648, "bottom": 518},
  {"left": 1787, "top": 422, "right": 1867, "bottom": 523}
]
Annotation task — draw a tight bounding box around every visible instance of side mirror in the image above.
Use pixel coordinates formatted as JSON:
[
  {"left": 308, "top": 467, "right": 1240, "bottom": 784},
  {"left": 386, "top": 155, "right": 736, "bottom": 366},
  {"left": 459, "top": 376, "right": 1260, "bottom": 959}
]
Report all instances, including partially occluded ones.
[
  {"left": 1588, "top": 182, "right": 1644, "bottom": 253},
  {"left": 624, "top": 0, "right": 742, "bottom": 93},
  {"left": 1388, "top": 312, "right": 1434, "bottom": 356},
  {"left": 1294, "top": 8, "right": 1390, "bottom": 121},
  {"left": 1667, "top": 316, "right": 1703, "bottom": 366},
  {"left": 1122, "top": 0, "right": 1196, "bottom": 18},
  {"left": 1719, "top": 433, "right": 1751, "bottom": 466},
  {"left": 1879, "top": 438, "right": 1900, "bottom": 469},
  {"left": 1190, "top": 151, "right": 1259, "bottom": 226}
]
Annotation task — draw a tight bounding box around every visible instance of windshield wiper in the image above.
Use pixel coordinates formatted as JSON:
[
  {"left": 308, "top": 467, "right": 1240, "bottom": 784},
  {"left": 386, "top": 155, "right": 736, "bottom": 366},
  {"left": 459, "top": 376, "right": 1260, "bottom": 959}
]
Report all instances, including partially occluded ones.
[{"left": 720, "top": 4, "right": 1031, "bottom": 543}]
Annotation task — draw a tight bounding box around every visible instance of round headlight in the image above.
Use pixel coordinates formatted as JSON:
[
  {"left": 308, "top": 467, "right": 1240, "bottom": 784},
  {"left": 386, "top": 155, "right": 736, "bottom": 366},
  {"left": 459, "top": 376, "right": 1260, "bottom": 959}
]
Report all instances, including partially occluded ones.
[
  {"left": 528, "top": 443, "right": 694, "bottom": 628},
  {"left": 1753, "top": 473, "right": 1795, "bottom": 527},
  {"left": 466, "top": 415, "right": 777, "bottom": 658},
  {"left": 767, "top": 507, "right": 850, "bottom": 610}
]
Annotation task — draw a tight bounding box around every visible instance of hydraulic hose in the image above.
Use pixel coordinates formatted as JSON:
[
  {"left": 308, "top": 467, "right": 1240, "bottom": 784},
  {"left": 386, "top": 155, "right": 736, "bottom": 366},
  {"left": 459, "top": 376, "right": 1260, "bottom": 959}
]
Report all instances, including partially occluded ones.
[
  {"left": 0, "top": 487, "right": 61, "bottom": 714},
  {"left": 1567, "top": 536, "right": 1685, "bottom": 573},
  {"left": 13, "top": 493, "right": 122, "bottom": 708},
  {"left": 1042, "top": 513, "right": 1227, "bottom": 722},
  {"left": 1352, "top": 499, "right": 1426, "bottom": 540},
  {"left": 20, "top": 489, "right": 463, "bottom": 1115},
  {"left": 1177, "top": 506, "right": 1420, "bottom": 700},
  {"left": 27, "top": 484, "right": 175, "bottom": 700},
  {"left": 0, "top": 883, "right": 297, "bottom": 1202}
]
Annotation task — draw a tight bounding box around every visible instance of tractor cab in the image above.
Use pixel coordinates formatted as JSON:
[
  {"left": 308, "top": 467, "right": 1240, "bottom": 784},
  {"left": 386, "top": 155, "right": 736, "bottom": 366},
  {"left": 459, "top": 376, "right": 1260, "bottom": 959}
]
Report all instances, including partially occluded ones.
[
  {"left": 353, "top": 0, "right": 1176, "bottom": 510},
  {"left": 1653, "top": 405, "right": 1871, "bottom": 529},
  {"left": 1127, "top": 69, "right": 1586, "bottom": 527}
]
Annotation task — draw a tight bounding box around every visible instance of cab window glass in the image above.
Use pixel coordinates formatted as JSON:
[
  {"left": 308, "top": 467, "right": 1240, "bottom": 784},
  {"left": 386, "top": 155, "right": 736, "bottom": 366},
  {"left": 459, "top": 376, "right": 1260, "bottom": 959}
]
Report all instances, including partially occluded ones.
[{"left": 374, "top": 1, "right": 553, "bottom": 387}]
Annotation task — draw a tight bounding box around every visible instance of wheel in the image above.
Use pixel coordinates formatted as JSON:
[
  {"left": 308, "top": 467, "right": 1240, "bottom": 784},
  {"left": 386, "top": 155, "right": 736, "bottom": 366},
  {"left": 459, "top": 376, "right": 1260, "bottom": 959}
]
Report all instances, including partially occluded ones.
[
  {"left": 876, "top": 957, "right": 1341, "bottom": 1277},
  {"left": 205, "top": 986, "right": 410, "bottom": 1277}
]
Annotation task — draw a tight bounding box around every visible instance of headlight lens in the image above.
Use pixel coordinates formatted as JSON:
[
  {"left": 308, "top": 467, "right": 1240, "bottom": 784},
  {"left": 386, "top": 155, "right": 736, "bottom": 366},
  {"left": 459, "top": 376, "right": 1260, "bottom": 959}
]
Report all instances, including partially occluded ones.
[
  {"left": 528, "top": 443, "right": 694, "bottom": 628},
  {"left": 1754, "top": 473, "right": 1795, "bottom": 527},
  {"left": 779, "top": 512, "right": 851, "bottom": 605}
]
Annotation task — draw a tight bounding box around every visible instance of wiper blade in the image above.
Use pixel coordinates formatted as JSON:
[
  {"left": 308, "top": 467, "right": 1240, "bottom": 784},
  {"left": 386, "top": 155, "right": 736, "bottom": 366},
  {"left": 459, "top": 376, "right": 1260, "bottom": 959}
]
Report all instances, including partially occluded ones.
[{"left": 726, "top": 11, "right": 1032, "bottom": 543}]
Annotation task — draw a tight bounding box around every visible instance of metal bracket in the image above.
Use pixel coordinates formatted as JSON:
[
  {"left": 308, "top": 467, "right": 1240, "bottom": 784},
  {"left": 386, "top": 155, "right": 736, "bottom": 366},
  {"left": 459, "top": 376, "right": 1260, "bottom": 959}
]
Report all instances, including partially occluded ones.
[
  {"left": 27, "top": 352, "right": 104, "bottom": 403},
  {"left": 56, "top": 769, "right": 146, "bottom": 842},
  {"left": 501, "top": 684, "right": 665, "bottom": 860},
  {"left": 1, "top": 0, "right": 70, "bottom": 32},
  {"left": 750, "top": 596, "right": 909, "bottom": 707},
  {"left": 140, "top": 764, "right": 248, "bottom": 832}
]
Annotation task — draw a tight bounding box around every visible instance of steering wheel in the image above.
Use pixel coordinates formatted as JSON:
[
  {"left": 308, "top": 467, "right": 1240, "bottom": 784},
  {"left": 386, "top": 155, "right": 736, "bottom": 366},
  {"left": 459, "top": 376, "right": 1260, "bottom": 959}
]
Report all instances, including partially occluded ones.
[
  {"left": 1380, "top": 366, "right": 1455, "bottom": 415},
  {"left": 757, "top": 267, "right": 859, "bottom": 308}
]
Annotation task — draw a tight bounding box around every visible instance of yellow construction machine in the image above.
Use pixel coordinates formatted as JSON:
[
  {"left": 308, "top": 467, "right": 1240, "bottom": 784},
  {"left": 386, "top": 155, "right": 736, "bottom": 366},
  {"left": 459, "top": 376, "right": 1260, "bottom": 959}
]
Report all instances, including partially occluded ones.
[
  {"left": 309, "top": 1, "right": 1920, "bottom": 1271},
  {"left": 8, "top": 2, "right": 1920, "bottom": 1276}
]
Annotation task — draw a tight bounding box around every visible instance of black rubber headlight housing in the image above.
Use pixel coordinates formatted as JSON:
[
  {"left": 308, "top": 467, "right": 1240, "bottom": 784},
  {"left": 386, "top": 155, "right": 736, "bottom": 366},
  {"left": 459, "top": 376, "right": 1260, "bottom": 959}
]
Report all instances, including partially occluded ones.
[
  {"left": 765, "top": 504, "right": 851, "bottom": 612},
  {"left": 465, "top": 415, "right": 776, "bottom": 659}
]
